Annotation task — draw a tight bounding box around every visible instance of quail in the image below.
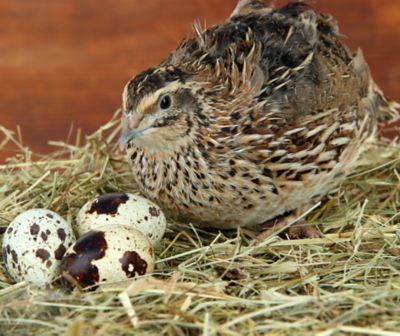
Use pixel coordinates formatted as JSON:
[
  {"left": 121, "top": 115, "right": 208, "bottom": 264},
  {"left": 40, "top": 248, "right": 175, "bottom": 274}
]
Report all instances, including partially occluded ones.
[{"left": 120, "top": 1, "right": 399, "bottom": 233}]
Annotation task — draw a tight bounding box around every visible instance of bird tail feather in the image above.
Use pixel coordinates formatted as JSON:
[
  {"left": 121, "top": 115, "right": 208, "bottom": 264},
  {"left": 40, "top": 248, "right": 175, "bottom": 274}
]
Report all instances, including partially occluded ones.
[{"left": 373, "top": 83, "right": 400, "bottom": 124}]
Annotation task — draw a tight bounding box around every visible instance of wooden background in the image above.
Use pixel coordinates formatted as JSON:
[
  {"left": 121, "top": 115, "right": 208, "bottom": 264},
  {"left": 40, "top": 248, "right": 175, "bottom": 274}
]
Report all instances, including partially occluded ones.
[{"left": 1, "top": 0, "right": 399, "bottom": 162}]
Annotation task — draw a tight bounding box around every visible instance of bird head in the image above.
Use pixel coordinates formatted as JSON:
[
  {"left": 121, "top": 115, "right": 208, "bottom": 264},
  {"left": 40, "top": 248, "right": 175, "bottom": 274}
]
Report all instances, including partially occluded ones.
[{"left": 120, "top": 66, "right": 208, "bottom": 153}]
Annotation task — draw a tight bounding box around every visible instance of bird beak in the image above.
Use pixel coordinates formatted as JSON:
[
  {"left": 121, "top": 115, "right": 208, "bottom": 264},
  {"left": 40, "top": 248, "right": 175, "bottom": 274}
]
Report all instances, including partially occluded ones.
[{"left": 119, "top": 110, "right": 145, "bottom": 146}]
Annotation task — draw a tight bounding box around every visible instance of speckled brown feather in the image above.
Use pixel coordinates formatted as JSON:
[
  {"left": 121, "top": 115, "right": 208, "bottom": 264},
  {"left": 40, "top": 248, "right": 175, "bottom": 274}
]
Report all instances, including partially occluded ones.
[{"left": 121, "top": 1, "right": 399, "bottom": 229}]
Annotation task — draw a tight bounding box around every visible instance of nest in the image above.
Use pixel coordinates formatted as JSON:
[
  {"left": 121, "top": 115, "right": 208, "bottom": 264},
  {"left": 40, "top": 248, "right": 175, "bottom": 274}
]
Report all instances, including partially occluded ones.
[{"left": 0, "top": 111, "right": 399, "bottom": 335}]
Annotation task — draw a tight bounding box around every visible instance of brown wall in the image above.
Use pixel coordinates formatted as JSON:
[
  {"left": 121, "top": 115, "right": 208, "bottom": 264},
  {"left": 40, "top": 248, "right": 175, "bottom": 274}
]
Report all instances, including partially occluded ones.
[{"left": 1, "top": 0, "right": 399, "bottom": 161}]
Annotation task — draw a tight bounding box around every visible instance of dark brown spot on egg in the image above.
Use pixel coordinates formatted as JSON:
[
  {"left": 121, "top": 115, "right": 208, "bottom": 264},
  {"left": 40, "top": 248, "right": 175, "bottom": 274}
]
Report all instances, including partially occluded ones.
[
  {"left": 57, "top": 228, "right": 66, "bottom": 241},
  {"left": 30, "top": 224, "right": 40, "bottom": 235},
  {"left": 41, "top": 232, "right": 48, "bottom": 241},
  {"left": 2, "top": 247, "right": 8, "bottom": 264},
  {"left": 46, "top": 229, "right": 51, "bottom": 235},
  {"left": 87, "top": 193, "right": 129, "bottom": 216},
  {"left": 7, "top": 227, "right": 13, "bottom": 234},
  {"left": 6, "top": 245, "right": 11, "bottom": 254},
  {"left": 36, "top": 249, "right": 50, "bottom": 262},
  {"left": 46, "top": 213, "right": 54, "bottom": 219},
  {"left": 61, "top": 231, "right": 107, "bottom": 289},
  {"left": 149, "top": 206, "right": 160, "bottom": 217},
  {"left": 46, "top": 260, "right": 52, "bottom": 268},
  {"left": 119, "top": 251, "right": 148, "bottom": 278},
  {"left": 54, "top": 244, "right": 67, "bottom": 260},
  {"left": 11, "top": 250, "right": 18, "bottom": 264}
]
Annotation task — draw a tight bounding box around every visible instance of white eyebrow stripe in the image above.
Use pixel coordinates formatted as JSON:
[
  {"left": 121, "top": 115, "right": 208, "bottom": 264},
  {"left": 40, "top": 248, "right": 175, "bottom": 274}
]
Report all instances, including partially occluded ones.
[
  {"left": 122, "top": 82, "right": 130, "bottom": 110},
  {"left": 137, "top": 81, "right": 182, "bottom": 113}
]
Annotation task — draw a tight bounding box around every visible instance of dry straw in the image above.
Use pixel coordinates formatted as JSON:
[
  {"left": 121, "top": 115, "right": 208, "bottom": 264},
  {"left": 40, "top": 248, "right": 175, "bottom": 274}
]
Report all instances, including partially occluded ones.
[{"left": 0, "top": 111, "right": 399, "bottom": 335}]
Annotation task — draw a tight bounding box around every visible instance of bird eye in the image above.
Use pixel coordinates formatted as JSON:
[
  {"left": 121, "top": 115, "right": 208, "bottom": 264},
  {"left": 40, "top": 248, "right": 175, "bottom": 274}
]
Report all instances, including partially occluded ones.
[{"left": 159, "top": 95, "right": 172, "bottom": 110}]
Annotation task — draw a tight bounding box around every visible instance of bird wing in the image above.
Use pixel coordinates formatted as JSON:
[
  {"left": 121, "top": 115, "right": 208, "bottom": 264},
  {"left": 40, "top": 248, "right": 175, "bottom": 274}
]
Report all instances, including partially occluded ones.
[{"left": 166, "top": 2, "right": 390, "bottom": 177}]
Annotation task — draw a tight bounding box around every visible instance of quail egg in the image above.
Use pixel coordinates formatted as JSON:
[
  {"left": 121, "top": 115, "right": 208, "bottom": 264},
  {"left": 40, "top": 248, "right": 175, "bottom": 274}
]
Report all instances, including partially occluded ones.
[
  {"left": 61, "top": 224, "right": 155, "bottom": 290},
  {"left": 75, "top": 192, "right": 166, "bottom": 245},
  {"left": 2, "top": 209, "right": 75, "bottom": 286}
]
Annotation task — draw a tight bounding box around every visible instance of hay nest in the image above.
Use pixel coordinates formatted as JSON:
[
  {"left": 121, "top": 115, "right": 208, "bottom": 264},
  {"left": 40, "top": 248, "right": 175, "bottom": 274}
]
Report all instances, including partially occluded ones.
[{"left": 0, "top": 111, "right": 399, "bottom": 335}]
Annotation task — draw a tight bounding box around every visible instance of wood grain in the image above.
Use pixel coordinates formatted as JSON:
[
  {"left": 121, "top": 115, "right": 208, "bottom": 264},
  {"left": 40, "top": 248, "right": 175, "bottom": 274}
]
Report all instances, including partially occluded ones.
[{"left": 1, "top": 0, "right": 399, "bottom": 162}]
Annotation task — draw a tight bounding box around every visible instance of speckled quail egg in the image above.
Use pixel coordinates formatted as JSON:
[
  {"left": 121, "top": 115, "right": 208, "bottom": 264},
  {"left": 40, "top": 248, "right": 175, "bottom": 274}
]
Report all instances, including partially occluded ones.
[
  {"left": 75, "top": 192, "right": 166, "bottom": 245},
  {"left": 61, "top": 224, "right": 155, "bottom": 289},
  {"left": 2, "top": 209, "right": 75, "bottom": 286}
]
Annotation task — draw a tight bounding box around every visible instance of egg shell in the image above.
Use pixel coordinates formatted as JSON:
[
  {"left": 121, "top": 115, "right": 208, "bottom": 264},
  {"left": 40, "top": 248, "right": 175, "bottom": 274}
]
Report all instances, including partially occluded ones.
[
  {"left": 2, "top": 209, "right": 75, "bottom": 286},
  {"left": 75, "top": 192, "right": 166, "bottom": 245},
  {"left": 61, "top": 224, "right": 155, "bottom": 289}
]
